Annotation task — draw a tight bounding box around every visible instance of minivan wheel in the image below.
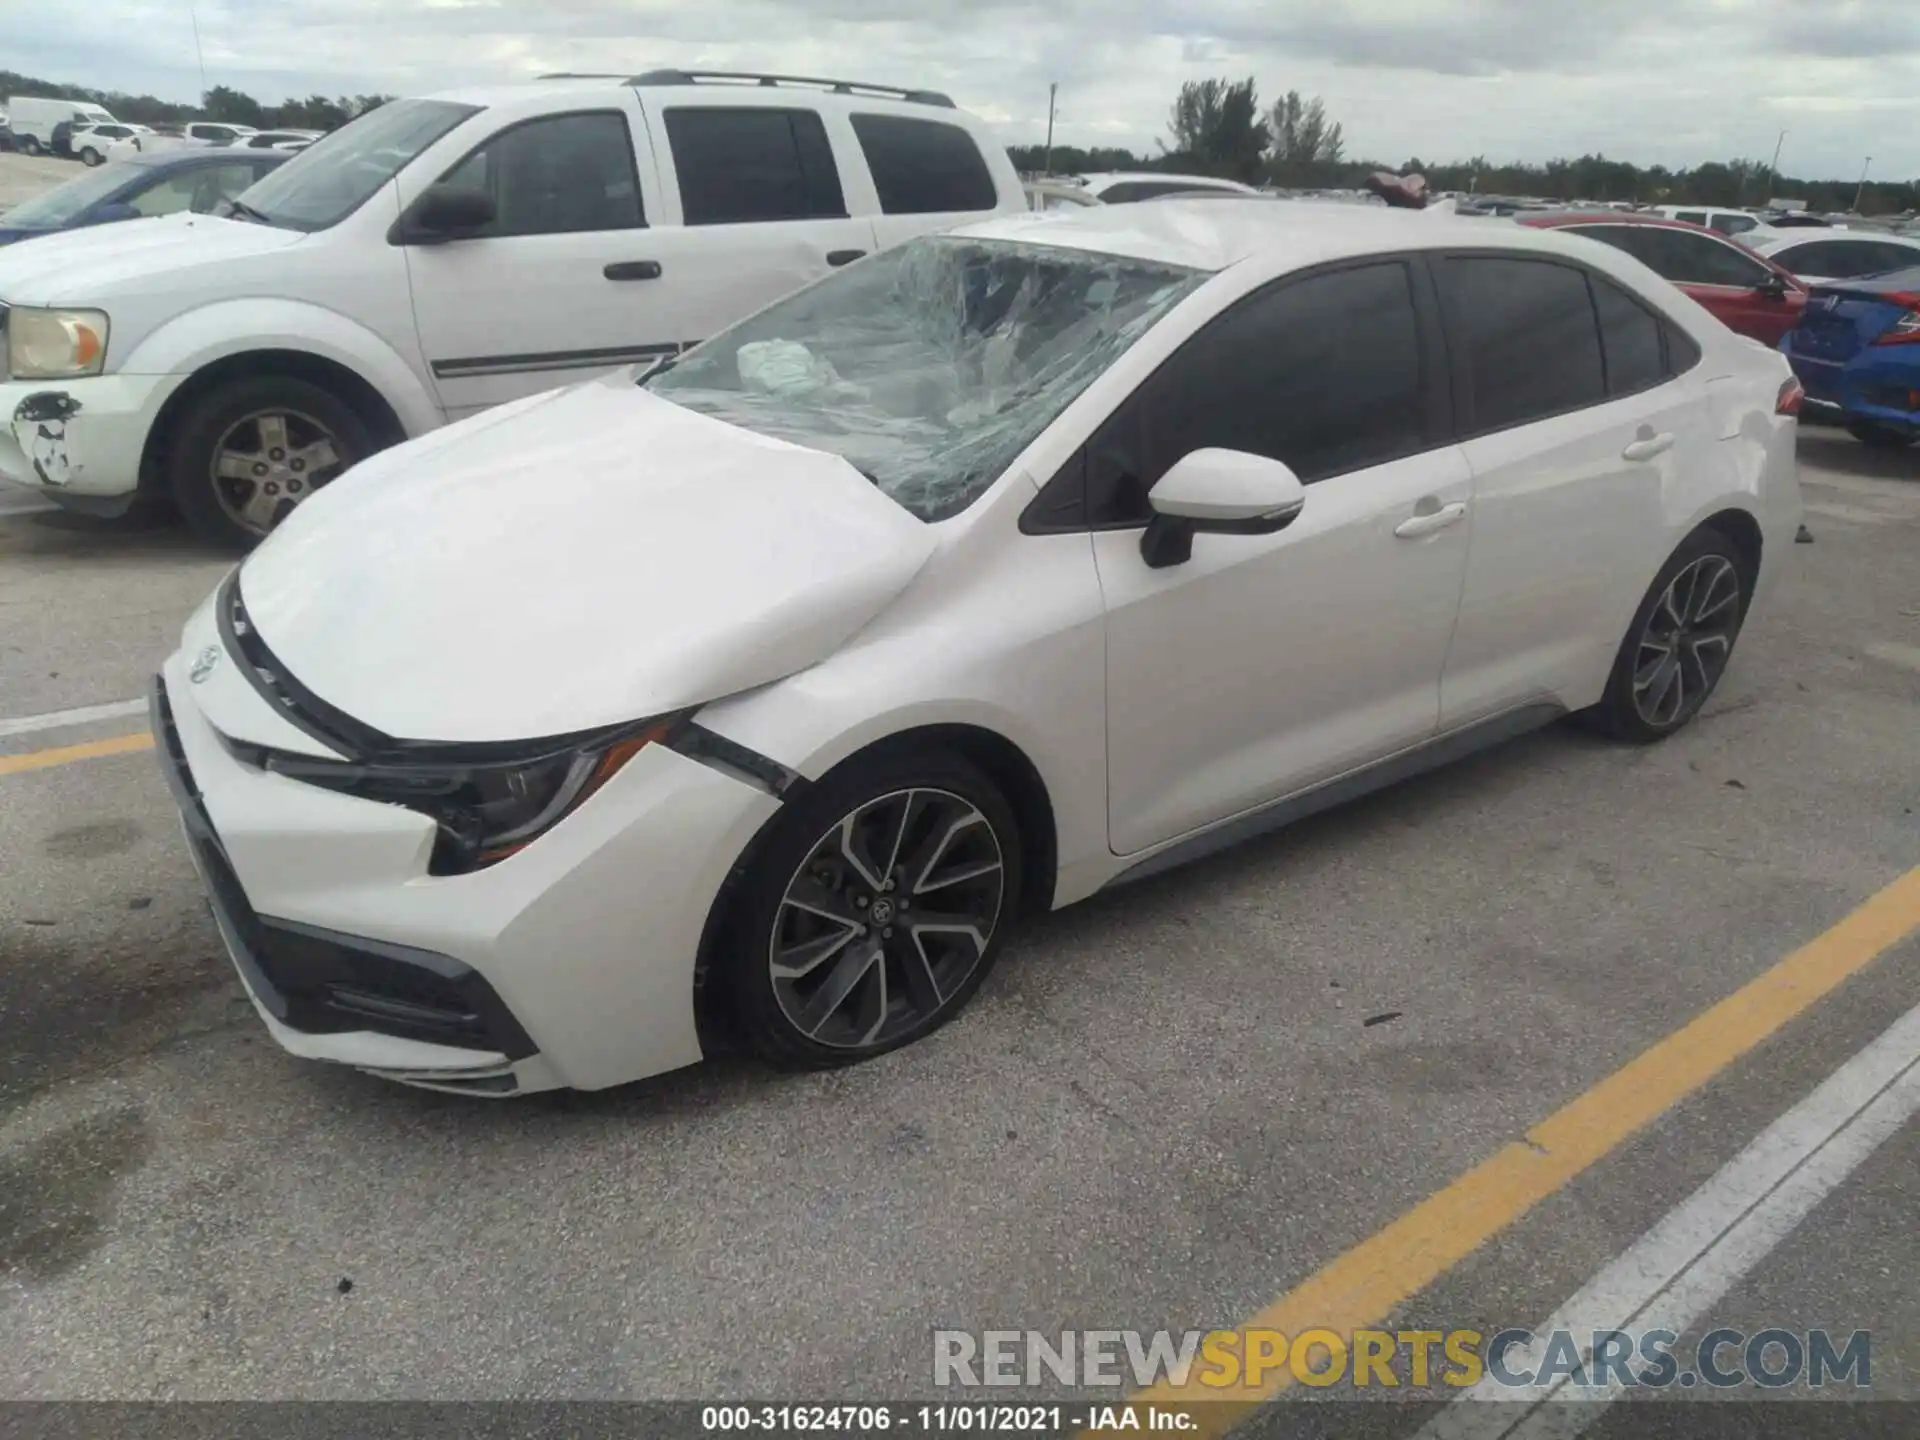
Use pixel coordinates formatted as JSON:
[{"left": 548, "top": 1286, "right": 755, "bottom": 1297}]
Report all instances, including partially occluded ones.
[
  {"left": 80, "top": 147, "right": 102, "bottom": 166},
  {"left": 165, "top": 375, "right": 372, "bottom": 549},
  {"left": 1589, "top": 529, "right": 1749, "bottom": 743},
  {"left": 722, "top": 750, "right": 1022, "bottom": 1070}
]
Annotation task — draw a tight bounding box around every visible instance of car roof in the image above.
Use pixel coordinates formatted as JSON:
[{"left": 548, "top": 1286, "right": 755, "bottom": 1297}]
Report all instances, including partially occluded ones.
[
  {"left": 1755, "top": 230, "right": 1920, "bottom": 252},
  {"left": 1520, "top": 210, "right": 1715, "bottom": 232},
  {"left": 425, "top": 74, "right": 968, "bottom": 117},
  {"left": 955, "top": 197, "right": 1587, "bottom": 273}
]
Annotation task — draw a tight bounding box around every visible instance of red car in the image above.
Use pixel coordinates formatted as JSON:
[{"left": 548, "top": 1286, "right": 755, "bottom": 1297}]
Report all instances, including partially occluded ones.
[{"left": 1519, "top": 211, "right": 1807, "bottom": 346}]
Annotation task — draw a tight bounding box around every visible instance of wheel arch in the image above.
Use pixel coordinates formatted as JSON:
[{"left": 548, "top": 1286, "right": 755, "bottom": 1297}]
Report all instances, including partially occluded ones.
[
  {"left": 688, "top": 720, "right": 1061, "bottom": 1057},
  {"left": 123, "top": 300, "right": 440, "bottom": 499},
  {"left": 137, "top": 348, "right": 414, "bottom": 500},
  {"left": 1691, "top": 504, "right": 1764, "bottom": 599}
]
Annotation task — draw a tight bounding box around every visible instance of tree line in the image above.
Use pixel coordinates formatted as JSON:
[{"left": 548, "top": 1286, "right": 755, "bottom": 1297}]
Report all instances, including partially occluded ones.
[
  {"left": 1, "top": 70, "right": 390, "bottom": 133},
  {"left": 1011, "top": 76, "right": 1919, "bottom": 216}
]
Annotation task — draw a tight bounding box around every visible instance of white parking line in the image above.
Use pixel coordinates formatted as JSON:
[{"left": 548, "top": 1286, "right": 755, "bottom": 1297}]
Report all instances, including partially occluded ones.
[
  {"left": 1417, "top": 997, "right": 1920, "bottom": 1439},
  {"left": 0, "top": 697, "right": 147, "bottom": 739}
]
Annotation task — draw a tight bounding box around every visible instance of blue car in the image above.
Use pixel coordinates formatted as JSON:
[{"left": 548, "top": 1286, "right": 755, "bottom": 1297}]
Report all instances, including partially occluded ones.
[
  {"left": 1779, "top": 265, "right": 1920, "bottom": 448},
  {"left": 0, "top": 148, "right": 290, "bottom": 246}
]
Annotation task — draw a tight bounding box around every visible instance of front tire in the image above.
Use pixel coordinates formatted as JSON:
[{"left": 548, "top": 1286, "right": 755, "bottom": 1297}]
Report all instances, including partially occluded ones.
[
  {"left": 720, "top": 750, "right": 1023, "bottom": 1070},
  {"left": 80, "top": 146, "right": 102, "bottom": 166},
  {"left": 164, "top": 375, "right": 373, "bottom": 549},
  {"left": 1588, "top": 529, "right": 1749, "bottom": 743}
]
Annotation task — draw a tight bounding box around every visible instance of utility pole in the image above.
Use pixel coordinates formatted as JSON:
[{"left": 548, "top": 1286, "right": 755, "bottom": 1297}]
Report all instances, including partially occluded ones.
[
  {"left": 1853, "top": 155, "right": 1872, "bottom": 214},
  {"left": 1765, "top": 129, "right": 1785, "bottom": 207},
  {"left": 188, "top": 2, "right": 209, "bottom": 99},
  {"left": 1042, "top": 83, "right": 1057, "bottom": 177}
]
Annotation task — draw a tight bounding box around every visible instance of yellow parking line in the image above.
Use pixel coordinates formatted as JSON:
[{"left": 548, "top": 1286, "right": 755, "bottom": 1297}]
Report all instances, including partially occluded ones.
[
  {"left": 0, "top": 731, "right": 153, "bottom": 776},
  {"left": 1126, "top": 864, "right": 1920, "bottom": 1435}
]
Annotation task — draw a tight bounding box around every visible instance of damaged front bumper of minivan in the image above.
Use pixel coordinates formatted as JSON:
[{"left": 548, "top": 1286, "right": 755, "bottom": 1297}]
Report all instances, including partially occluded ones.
[{"left": 0, "top": 373, "right": 184, "bottom": 514}]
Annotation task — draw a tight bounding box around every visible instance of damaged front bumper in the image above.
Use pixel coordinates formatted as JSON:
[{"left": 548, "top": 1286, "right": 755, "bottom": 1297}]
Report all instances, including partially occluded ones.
[{"left": 0, "top": 372, "right": 185, "bottom": 510}]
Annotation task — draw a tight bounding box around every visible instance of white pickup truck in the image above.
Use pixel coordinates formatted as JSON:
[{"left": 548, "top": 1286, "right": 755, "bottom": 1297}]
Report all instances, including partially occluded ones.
[{"left": 0, "top": 71, "right": 1024, "bottom": 546}]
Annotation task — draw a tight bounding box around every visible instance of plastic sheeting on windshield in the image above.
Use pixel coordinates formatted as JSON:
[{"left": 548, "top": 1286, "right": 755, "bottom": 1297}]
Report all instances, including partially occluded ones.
[{"left": 649, "top": 237, "right": 1204, "bottom": 522}]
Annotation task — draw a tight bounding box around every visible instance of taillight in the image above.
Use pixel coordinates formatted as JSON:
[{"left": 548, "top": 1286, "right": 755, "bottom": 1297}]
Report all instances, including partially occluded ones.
[
  {"left": 1872, "top": 292, "right": 1920, "bottom": 345},
  {"left": 1775, "top": 377, "right": 1804, "bottom": 416}
]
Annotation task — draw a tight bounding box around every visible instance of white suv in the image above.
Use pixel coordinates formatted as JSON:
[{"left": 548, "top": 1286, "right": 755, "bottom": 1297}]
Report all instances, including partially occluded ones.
[{"left": 0, "top": 71, "right": 1023, "bottom": 545}]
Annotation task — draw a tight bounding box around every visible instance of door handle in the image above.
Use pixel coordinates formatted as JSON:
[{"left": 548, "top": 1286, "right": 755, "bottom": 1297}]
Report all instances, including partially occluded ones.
[
  {"left": 1622, "top": 431, "right": 1676, "bottom": 462},
  {"left": 826, "top": 249, "right": 867, "bottom": 267},
  {"left": 1394, "top": 501, "right": 1467, "bottom": 539},
  {"left": 603, "top": 260, "right": 662, "bottom": 281}
]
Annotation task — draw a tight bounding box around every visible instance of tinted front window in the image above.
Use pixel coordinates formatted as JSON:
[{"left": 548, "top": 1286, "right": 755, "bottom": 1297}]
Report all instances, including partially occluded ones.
[
  {"left": 1442, "top": 257, "right": 1605, "bottom": 432},
  {"left": 665, "top": 108, "right": 846, "bottom": 225},
  {"left": 1864, "top": 242, "right": 1920, "bottom": 276},
  {"left": 851, "top": 113, "right": 996, "bottom": 214},
  {"left": 650, "top": 237, "right": 1201, "bottom": 521},
  {"left": 1591, "top": 274, "right": 1666, "bottom": 396},
  {"left": 1638, "top": 229, "right": 1772, "bottom": 287},
  {"left": 1087, "top": 263, "right": 1429, "bottom": 524},
  {"left": 237, "top": 98, "right": 479, "bottom": 231},
  {"left": 440, "top": 112, "right": 642, "bottom": 236},
  {"left": 1713, "top": 213, "right": 1756, "bottom": 236}
]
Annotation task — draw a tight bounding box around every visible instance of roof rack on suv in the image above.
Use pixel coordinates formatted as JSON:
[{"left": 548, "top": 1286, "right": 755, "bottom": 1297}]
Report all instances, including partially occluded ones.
[
  {"left": 536, "top": 72, "right": 629, "bottom": 80},
  {"left": 626, "top": 68, "right": 956, "bottom": 109}
]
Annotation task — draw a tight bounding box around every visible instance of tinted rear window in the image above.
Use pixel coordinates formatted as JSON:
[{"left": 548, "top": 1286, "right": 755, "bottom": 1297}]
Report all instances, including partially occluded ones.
[
  {"left": 850, "top": 113, "right": 997, "bottom": 214},
  {"left": 1590, "top": 274, "right": 1666, "bottom": 396},
  {"left": 1442, "top": 257, "right": 1606, "bottom": 433},
  {"left": 664, "top": 108, "right": 846, "bottom": 225}
]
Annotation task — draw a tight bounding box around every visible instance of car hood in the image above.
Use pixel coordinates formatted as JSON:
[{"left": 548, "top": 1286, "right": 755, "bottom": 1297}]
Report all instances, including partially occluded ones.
[
  {"left": 0, "top": 213, "right": 305, "bottom": 302},
  {"left": 236, "top": 376, "right": 941, "bottom": 744}
]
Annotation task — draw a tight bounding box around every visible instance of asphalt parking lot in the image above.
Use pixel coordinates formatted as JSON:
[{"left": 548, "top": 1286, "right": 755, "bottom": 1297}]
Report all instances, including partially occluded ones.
[
  {"left": 0, "top": 428, "right": 1915, "bottom": 1430},
  {"left": 0, "top": 149, "right": 81, "bottom": 211}
]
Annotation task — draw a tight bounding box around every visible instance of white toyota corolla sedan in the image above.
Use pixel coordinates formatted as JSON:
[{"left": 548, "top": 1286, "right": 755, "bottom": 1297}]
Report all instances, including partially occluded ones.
[{"left": 154, "top": 201, "right": 1804, "bottom": 1097}]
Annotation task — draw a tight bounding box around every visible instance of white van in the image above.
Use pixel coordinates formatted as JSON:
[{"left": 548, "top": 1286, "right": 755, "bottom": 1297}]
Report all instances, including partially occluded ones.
[
  {"left": 7, "top": 95, "right": 119, "bottom": 154},
  {"left": 0, "top": 71, "right": 1025, "bottom": 545}
]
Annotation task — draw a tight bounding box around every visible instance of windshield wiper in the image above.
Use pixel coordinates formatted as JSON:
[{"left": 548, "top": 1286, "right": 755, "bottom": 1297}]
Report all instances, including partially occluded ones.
[
  {"left": 222, "top": 197, "right": 275, "bottom": 225},
  {"left": 635, "top": 355, "right": 678, "bottom": 386}
]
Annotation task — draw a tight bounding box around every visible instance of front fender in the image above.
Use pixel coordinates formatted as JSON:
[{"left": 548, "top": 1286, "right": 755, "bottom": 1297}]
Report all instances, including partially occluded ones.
[{"left": 118, "top": 298, "right": 443, "bottom": 438}]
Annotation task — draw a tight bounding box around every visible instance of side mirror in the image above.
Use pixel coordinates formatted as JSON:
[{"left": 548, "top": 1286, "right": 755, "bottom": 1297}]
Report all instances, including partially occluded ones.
[
  {"left": 86, "top": 202, "right": 140, "bottom": 225},
  {"left": 1755, "top": 271, "right": 1790, "bottom": 301},
  {"left": 387, "top": 184, "right": 496, "bottom": 245},
  {"left": 1140, "top": 448, "right": 1307, "bottom": 569}
]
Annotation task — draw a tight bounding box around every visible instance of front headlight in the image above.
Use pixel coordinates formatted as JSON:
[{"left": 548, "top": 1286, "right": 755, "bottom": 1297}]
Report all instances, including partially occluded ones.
[
  {"left": 252, "top": 715, "right": 687, "bottom": 874},
  {"left": 8, "top": 307, "right": 110, "bottom": 379}
]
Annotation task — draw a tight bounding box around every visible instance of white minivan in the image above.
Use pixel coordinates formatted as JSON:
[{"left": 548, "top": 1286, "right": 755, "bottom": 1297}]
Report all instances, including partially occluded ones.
[
  {"left": 0, "top": 71, "right": 1024, "bottom": 545},
  {"left": 6, "top": 95, "right": 119, "bottom": 154}
]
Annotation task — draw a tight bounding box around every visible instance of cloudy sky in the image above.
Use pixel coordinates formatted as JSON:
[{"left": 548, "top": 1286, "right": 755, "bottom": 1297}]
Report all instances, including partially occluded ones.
[{"left": 7, "top": 0, "right": 1918, "bottom": 180}]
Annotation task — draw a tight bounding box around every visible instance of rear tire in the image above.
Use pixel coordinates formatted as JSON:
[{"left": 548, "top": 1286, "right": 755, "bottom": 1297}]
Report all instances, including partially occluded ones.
[
  {"left": 1587, "top": 528, "right": 1750, "bottom": 743},
  {"left": 1847, "top": 420, "right": 1914, "bottom": 450},
  {"left": 79, "top": 146, "right": 102, "bottom": 166},
  {"left": 718, "top": 749, "right": 1023, "bottom": 1070},
  {"left": 20, "top": 136, "right": 41, "bottom": 156},
  {"left": 164, "top": 375, "right": 375, "bottom": 550}
]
